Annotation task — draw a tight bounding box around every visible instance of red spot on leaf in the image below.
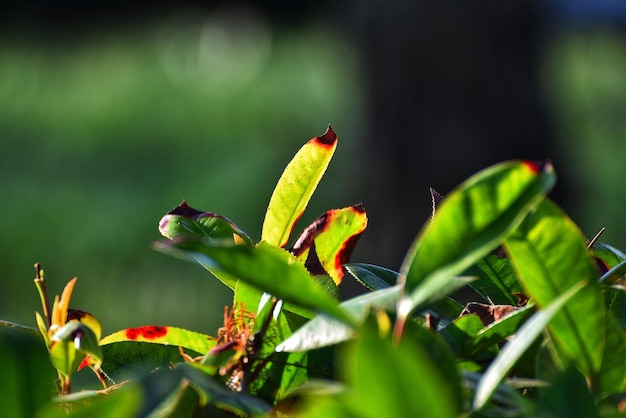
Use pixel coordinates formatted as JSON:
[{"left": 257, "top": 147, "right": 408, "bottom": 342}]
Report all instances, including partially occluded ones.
[
  {"left": 314, "top": 125, "right": 338, "bottom": 148},
  {"left": 125, "top": 326, "right": 168, "bottom": 340}
]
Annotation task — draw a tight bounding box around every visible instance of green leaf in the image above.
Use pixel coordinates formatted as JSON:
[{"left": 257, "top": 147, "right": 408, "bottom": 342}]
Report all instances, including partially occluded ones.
[
  {"left": 37, "top": 368, "right": 184, "bottom": 418},
  {"left": 158, "top": 201, "right": 252, "bottom": 245},
  {"left": 100, "top": 342, "right": 192, "bottom": 382},
  {"left": 262, "top": 126, "right": 338, "bottom": 247},
  {"left": 340, "top": 315, "right": 459, "bottom": 418},
  {"left": 178, "top": 363, "right": 272, "bottom": 416},
  {"left": 464, "top": 304, "right": 535, "bottom": 357},
  {"left": 100, "top": 326, "right": 216, "bottom": 355},
  {"left": 344, "top": 263, "right": 399, "bottom": 290},
  {"left": 36, "top": 385, "right": 143, "bottom": 418},
  {"left": 0, "top": 328, "right": 57, "bottom": 418},
  {"left": 597, "top": 313, "right": 626, "bottom": 396},
  {"left": 439, "top": 314, "right": 489, "bottom": 358},
  {"left": 399, "top": 161, "right": 555, "bottom": 315},
  {"left": 534, "top": 366, "right": 599, "bottom": 418},
  {"left": 473, "top": 281, "right": 585, "bottom": 410},
  {"left": 155, "top": 239, "right": 353, "bottom": 325},
  {"left": 504, "top": 199, "right": 605, "bottom": 377},
  {"left": 50, "top": 321, "right": 102, "bottom": 375},
  {"left": 465, "top": 251, "right": 522, "bottom": 305},
  {"left": 291, "top": 204, "right": 368, "bottom": 285}
]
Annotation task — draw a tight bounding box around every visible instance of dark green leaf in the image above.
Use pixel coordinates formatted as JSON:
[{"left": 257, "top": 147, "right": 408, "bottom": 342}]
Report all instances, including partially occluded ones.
[
  {"left": 465, "top": 251, "right": 522, "bottom": 305},
  {"left": 344, "top": 263, "right": 398, "bottom": 290},
  {"left": 473, "top": 281, "right": 585, "bottom": 410},
  {"left": 0, "top": 328, "right": 56, "bottom": 418},
  {"left": 535, "top": 366, "right": 598, "bottom": 418}
]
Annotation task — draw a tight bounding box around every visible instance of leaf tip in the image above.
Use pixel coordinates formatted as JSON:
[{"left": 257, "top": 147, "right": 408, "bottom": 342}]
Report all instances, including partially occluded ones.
[{"left": 316, "top": 125, "right": 338, "bottom": 147}]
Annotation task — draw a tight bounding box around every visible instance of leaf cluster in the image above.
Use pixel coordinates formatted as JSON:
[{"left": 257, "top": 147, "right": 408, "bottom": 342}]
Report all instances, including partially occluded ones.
[{"left": 1, "top": 126, "right": 625, "bottom": 417}]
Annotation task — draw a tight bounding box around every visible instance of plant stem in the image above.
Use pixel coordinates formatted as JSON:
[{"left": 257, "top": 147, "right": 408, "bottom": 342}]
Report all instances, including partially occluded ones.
[{"left": 34, "top": 262, "right": 52, "bottom": 327}]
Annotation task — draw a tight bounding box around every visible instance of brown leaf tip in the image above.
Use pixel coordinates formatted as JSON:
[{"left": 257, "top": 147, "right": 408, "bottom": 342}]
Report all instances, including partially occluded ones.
[
  {"left": 168, "top": 201, "right": 204, "bottom": 218},
  {"left": 317, "top": 125, "right": 337, "bottom": 146},
  {"left": 351, "top": 203, "right": 366, "bottom": 214}
]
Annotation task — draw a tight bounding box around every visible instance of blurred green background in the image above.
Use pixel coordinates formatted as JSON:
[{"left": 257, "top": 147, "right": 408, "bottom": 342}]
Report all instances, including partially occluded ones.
[
  {"left": 0, "top": 13, "right": 364, "bottom": 335},
  {"left": 1, "top": 2, "right": 625, "bottom": 337}
]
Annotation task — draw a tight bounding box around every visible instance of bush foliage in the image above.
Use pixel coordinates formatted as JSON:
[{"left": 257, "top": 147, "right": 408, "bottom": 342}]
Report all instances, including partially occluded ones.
[{"left": 1, "top": 127, "right": 625, "bottom": 417}]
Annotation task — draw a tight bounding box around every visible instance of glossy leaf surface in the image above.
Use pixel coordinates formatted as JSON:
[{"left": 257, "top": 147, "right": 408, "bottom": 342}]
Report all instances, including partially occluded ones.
[
  {"left": 291, "top": 204, "right": 368, "bottom": 284},
  {"left": 504, "top": 199, "right": 605, "bottom": 377},
  {"left": 262, "top": 126, "right": 338, "bottom": 247},
  {"left": 100, "top": 326, "right": 216, "bottom": 355}
]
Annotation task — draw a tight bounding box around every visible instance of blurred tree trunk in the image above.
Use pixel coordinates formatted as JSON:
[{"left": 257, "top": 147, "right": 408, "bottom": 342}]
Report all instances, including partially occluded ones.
[{"left": 331, "top": 1, "right": 561, "bottom": 270}]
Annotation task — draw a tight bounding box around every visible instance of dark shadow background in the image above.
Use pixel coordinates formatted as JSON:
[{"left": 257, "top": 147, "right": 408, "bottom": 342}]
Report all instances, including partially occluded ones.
[{"left": 2, "top": 0, "right": 625, "bottom": 334}]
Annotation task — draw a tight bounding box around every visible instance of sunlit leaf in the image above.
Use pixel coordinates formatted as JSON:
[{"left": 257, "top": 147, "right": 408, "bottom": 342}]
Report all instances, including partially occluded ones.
[
  {"left": 100, "top": 326, "right": 215, "bottom": 356},
  {"left": 155, "top": 239, "right": 353, "bottom": 325},
  {"left": 504, "top": 199, "right": 605, "bottom": 377},
  {"left": 291, "top": 205, "right": 367, "bottom": 285},
  {"left": 262, "top": 126, "right": 338, "bottom": 248},
  {"left": 473, "top": 281, "right": 585, "bottom": 410},
  {"left": 399, "top": 161, "right": 555, "bottom": 315},
  {"left": 158, "top": 200, "right": 252, "bottom": 245}
]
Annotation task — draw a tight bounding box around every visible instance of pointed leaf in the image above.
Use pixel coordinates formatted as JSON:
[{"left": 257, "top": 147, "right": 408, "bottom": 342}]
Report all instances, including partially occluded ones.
[
  {"left": 158, "top": 201, "right": 252, "bottom": 245},
  {"left": 155, "top": 239, "right": 353, "bottom": 325},
  {"left": 100, "top": 326, "right": 216, "bottom": 355},
  {"left": 291, "top": 204, "right": 368, "bottom": 284},
  {"left": 345, "top": 263, "right": 399, "bottom": 290},
  {"left": 262, "top": 126, "right": 338, "bottom": 247},
  {"left": 473, "top": 281, "right": 585, "bottom": 410},
  {"left": 504, "top": 199, "right": 605, "bottom": 376},
  {"left": 399, "top": 161, "right": 555, "bottom": 314}
]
